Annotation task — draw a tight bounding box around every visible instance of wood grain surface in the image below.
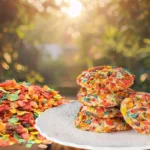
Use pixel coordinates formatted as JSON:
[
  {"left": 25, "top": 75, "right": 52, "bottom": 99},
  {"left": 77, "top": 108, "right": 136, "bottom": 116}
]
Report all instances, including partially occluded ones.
[{"left": 0, "top": 143, "right": 84, "bottom": 150}]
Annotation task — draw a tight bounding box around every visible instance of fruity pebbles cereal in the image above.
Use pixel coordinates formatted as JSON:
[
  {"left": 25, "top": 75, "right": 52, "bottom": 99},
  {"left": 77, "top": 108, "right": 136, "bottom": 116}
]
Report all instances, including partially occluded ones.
[{"left": 0, "top": 80, "right": 67, "bottom": 147}]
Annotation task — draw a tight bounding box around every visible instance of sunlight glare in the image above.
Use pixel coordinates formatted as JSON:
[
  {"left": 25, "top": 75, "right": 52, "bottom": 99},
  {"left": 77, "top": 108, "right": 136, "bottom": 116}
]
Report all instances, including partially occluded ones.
[
  {"left": 55, "top": 0, "right": 62, "bottom": 5},
  {"left": 61, "top": 0, "right": 82, "bottom": 18}
]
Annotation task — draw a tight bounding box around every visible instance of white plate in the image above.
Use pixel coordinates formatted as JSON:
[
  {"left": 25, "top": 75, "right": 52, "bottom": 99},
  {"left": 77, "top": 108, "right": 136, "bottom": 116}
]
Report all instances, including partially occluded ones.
[{"left": 35, "top": 101, "right": 150, "bottom": 150}]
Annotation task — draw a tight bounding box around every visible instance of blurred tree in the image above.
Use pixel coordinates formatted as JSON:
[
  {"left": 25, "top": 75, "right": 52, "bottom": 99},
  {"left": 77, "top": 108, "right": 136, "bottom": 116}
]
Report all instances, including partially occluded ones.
[
  {"left": 0, "top": 0, "right": 62, "bottom": 84},
  {"left": 72, "top": 0, "right": 150, "bottom": 92},
  {"left": 0, "top": 0, "right": 149, "bottom": 94}
]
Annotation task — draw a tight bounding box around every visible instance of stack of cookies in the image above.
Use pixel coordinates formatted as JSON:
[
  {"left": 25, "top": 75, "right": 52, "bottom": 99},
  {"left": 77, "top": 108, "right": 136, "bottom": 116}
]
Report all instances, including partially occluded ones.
[{"left": 74, "top": 66, "right": 135, "bottom": 133}]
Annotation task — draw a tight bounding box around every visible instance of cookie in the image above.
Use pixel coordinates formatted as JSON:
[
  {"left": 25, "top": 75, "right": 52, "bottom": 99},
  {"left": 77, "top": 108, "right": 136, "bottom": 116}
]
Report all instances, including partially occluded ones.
[
  {"left": 121, "top": 92, "right": 150, "bottom": 134},
  {"left": 80, "top": 105, "right": 122, "bottom": 118},
  {"left": 74, "top": 110, "right": 131, "bottom": 133},
  {"left": 76, "top": 66, "right": 134, "bottom": 92},
  {"left": 77, "top": 87, "right": 134, "bottom": 107}
]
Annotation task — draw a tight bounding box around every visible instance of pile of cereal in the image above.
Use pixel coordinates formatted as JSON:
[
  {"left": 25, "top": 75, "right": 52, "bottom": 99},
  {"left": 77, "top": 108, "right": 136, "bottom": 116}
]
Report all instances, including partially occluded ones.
[
  {"left": 75, "top": 66, "right": 135, "bottom": 133},
  {"left": 0, "top": 80, "right": 67, "bottom": 147}
]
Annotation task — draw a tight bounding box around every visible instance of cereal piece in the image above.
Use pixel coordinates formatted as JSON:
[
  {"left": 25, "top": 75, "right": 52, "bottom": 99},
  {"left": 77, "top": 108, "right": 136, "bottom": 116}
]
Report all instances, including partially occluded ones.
[
  {"left": 76, "top": 66, "right": 134, "bottom": 92},
  {"left": 121, "top": 92, "right": 150, "bottom": 134},
  {"left": 80, "top": 105, "right": 122, "bottom": 118},
  {"left": 77, "top": 88, "right": 134, "bottom": 107},
  {"left": 74, "top": 110, "right": 131, "bottom": 133}
]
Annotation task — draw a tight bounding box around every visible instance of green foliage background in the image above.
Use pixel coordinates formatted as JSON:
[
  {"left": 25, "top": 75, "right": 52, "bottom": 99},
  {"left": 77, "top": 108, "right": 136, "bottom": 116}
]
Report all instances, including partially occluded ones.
[{"left": 0, "top": 0, "right": 149, "bottom": 96}]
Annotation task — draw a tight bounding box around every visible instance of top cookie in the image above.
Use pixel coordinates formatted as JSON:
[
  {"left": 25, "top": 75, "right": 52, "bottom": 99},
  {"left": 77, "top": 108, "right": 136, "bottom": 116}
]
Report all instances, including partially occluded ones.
[{"left": 77, "top": 66, "right": 134, "bottom": 92}]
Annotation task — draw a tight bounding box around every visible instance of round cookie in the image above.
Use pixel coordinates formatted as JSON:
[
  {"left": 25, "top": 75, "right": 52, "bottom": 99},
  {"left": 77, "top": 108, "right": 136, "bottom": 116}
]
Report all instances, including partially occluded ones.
[
  {"left": 121, "top": 92, "right": 150, "bottom": 134},
  {"left": 74, "top": 110, "right": 131, "bottom": 133},
  {"left": 77, "top": 87, "right": 134, "bottom": 107},
  {"left": 76, "top": 66, "right": 134, "bottom": 92},
  {"left": 80, "top": 105, "right": 122, "bottom": 118}
]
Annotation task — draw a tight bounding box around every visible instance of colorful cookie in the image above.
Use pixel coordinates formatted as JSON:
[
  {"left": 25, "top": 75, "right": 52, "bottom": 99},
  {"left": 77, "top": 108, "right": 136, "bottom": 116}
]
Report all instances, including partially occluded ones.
[
  {"left": 74, "top": 110, "right": 131, "bottom": 133},
  {"left": 76, "top": 66, "right": 134, "bottom": 92},
  {"left": 77, "top": 88, "right": 134, "bottom": 107},
  {"left": 121, "top": 92, "right": 150, "bottom": 134},
  {"left": 80, "top": 105, "right": 122, "bottom": 118}
]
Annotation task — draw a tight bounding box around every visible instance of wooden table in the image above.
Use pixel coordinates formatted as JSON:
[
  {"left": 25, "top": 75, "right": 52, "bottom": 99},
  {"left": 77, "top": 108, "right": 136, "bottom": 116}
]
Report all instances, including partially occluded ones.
[{"left": 0, "top": 143, "right": 83, "bottom": 150}]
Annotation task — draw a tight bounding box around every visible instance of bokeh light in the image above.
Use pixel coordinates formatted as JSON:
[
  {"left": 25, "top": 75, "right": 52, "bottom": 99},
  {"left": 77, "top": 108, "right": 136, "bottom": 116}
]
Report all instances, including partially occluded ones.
[{"left": 61, "top": 0, "right": 83, "bottom": 17}]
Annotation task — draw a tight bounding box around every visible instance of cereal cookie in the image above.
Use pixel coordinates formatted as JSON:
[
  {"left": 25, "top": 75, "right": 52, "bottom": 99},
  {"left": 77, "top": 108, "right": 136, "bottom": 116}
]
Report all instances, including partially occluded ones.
[
  {"left": 74, "top": 110, "right": 131, "bottom": 133},
  {"left": 77, "top": 88, "right": 134, "bottom": 107},
  {"left": 76, "top": 66, "right": 134, "bottom": 92},
  {"left": 80, "top": 105, "right": 122, "bottom": 118},
  {"left": 121, "top": 92, "right": 150, "bottom": 134}
]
